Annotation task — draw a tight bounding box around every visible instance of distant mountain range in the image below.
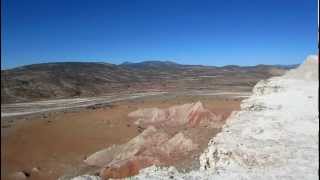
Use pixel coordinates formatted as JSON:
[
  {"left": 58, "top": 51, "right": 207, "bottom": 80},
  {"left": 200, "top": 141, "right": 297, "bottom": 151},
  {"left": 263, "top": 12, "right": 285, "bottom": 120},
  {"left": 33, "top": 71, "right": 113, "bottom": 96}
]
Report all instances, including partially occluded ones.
[
  {"left": 119, "top": 61, "right": 299, "bottom": 69},
  {"left": 1, "top": 61, "right": 298, "bottom": 103}
]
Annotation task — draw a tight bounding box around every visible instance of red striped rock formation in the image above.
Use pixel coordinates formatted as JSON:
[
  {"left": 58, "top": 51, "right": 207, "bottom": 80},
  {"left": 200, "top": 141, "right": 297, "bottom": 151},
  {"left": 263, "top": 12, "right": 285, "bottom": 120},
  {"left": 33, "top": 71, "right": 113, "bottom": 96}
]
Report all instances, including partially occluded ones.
[
  {"left": 84, "top": 126, "right": 169, "bottom": 167},
  {"left": 85, "top": 101, "right": 223, "bottom": 179},
  {"left": 128, "top": 101, "right": 223, "bottom": 128}
]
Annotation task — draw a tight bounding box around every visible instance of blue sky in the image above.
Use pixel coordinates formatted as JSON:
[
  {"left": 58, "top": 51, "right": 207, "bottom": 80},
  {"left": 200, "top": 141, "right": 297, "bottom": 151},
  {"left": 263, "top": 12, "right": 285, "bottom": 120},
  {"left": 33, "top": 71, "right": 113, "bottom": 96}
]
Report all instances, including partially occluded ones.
[{"left": 1, "top": 0, "right": 318, "bottom": 69}]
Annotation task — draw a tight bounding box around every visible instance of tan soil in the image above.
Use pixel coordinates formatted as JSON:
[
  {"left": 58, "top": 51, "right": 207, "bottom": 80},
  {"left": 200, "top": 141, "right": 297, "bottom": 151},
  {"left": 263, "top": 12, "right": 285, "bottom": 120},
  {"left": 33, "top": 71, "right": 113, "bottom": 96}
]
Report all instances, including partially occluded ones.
[{"left": 1, "top": 95, "right": 241, "bottom": 180}]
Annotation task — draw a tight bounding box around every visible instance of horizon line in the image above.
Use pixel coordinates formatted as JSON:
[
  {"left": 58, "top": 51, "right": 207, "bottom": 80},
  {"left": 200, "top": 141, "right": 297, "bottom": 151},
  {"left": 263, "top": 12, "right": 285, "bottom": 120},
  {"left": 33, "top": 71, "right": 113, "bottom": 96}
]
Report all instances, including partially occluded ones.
[{"left": 1, "top": 59, "right": 301, "bottom": 70}]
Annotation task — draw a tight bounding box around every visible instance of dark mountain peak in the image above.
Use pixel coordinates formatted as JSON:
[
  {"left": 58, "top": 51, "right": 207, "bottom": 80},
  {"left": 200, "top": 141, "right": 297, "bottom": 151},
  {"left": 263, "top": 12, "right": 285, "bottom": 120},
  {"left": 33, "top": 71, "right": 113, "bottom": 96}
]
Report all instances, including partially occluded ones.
[
  {"left": 221, "top": 65, "right": 241, "bottom": 69},
  {"left": 142, "top": 60, "right": 177, "bottom": 64},
  {"left": 120, "top": 61, "right": 134, "bottom": 65},
  {"left": 119, "top": 60, "right": 180, "bottom": 69},
  {"left": 127, "top": 60, "right": 178, "bottom": 65}
]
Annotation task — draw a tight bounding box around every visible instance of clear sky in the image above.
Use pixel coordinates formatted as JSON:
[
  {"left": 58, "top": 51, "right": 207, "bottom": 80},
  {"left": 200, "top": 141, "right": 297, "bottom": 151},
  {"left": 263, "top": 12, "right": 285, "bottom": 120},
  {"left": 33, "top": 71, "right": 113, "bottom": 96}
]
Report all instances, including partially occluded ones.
[{"left": 1, "top": 0, "right": 318, "bottom": 69}]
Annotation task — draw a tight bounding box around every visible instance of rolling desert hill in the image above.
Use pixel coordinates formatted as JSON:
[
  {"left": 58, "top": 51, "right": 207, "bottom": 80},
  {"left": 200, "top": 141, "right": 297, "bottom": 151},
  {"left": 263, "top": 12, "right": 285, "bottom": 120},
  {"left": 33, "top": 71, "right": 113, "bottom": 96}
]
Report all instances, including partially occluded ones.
[{"left": 1, "top": 61, "right": 297, "bottom": 103}]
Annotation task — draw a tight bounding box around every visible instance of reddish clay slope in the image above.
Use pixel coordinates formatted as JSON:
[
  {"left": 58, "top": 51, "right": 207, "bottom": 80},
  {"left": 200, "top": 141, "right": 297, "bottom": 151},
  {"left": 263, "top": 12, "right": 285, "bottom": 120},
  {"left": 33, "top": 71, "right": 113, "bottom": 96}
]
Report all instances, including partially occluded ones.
[{"left": 84, "top": 102, "right": 223, "bottom": 179}]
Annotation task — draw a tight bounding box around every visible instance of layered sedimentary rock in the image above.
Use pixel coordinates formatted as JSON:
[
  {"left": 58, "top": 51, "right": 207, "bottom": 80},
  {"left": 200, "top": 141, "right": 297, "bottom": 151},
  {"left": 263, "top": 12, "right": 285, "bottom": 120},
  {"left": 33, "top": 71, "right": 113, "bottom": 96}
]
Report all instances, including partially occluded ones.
[
  {"left": 83, "top": 102, "right": 220, "bottom": 179},
  {"left": 128, "top": 101, "right": 223, "bottom": 128},
  {"left": 132, "top": 55, "right": 319, "bottom": 179},
  {"left": 84, "top": 126, "right": 197, "bottom": 179},
  {"left": 84, "top": 126, "right": 167, "bottom": 167}
]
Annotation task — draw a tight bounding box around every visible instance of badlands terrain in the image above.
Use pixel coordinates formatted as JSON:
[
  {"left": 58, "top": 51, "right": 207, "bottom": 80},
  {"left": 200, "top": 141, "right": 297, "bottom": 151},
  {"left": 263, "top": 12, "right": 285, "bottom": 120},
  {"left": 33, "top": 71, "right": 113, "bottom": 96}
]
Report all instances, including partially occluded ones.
[{"left": 1, "top": 61, "right": 301, "bottom": 180}]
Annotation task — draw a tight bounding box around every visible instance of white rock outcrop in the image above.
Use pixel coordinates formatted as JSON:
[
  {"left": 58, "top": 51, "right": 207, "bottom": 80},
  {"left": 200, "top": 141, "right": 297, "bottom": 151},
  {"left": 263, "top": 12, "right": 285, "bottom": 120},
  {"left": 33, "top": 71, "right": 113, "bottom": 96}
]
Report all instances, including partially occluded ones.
[{"left": 132, "top": 55, "right": 319, "bottom": 179}]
